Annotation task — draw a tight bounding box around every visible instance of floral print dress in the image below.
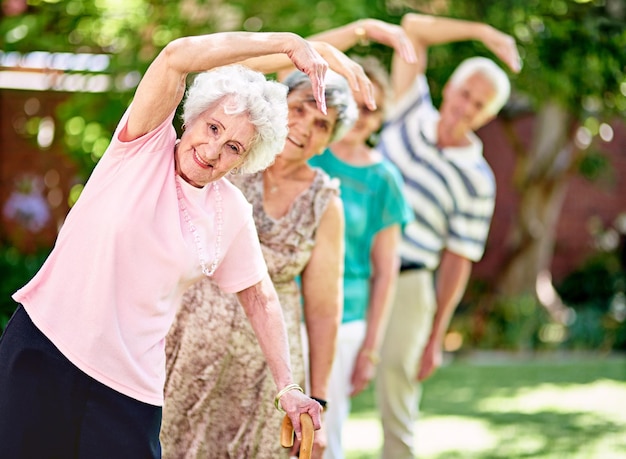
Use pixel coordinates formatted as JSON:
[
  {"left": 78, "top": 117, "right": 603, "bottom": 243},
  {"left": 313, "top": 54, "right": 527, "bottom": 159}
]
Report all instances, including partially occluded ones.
[{"left": 161, "top": 169, "right": 339, "bottom": 459}]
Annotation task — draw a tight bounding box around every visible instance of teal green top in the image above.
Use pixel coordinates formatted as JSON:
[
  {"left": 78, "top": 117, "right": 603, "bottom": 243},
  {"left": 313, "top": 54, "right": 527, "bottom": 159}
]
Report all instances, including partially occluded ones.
[{"left": 309, "top": 148, "right": 413, "bottom": 323}]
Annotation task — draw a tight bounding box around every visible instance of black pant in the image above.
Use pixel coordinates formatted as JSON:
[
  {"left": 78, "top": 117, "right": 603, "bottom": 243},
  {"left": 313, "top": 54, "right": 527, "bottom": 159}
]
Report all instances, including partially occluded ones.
[{"left": 0, "top": 305, "right": 162, "bottom": 459}]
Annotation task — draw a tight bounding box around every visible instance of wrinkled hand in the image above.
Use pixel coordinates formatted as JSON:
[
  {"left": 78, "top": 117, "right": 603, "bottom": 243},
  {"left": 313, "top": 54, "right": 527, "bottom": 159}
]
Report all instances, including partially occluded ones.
[
  {"left": 291, "top": 416, "right": 327, "bottom": 459},
  {"left": 359, "top": 19, "right": 417, "bottom": 64},
  {"left": 416, "top": 339, "right": 442, "bottom": 382},
  {"left": 309, "top": 41, "right": 377, "bottom": 112},
  {"left": 284, "top": 35, "right": 329, "bottom": 114},
  {"left": 482, "top": 26, "right": 522, "bottom": 73},
  {"left": 349, "top": 351, "right": 377, "bottom": 396},
  {"left": 279, "top": 390, "right": 323, "bottom": 441}
]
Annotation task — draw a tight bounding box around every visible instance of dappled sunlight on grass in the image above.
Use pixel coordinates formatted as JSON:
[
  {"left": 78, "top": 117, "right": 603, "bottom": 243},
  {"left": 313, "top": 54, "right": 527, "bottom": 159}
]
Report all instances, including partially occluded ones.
[
  {"left": 343, "top": 416, "right": 499, "bottom": 458},
  {"left": 415, "top": 416, "right": 498, "bottom": 456},
  {"left": 345, "top": 412, "right": 626, "bottom": 459},
  {"left": 345, "top": 354, "right": 626, "bottom": 459},
  {"left": 477, "top": 380, "right": 626, "bottom": 419},
  {"left": 343, "top": 419, "right": 382, "bottom": 454}
]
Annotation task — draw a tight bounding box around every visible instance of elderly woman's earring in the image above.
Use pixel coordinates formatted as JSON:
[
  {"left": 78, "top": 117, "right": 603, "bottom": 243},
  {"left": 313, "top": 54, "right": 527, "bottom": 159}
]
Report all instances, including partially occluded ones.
[
  {"left": 181, "top": 123, "right": 186, "bottom": 131},
  {"left": 230, "top": 167, "right": 239, "bottom": 175}
]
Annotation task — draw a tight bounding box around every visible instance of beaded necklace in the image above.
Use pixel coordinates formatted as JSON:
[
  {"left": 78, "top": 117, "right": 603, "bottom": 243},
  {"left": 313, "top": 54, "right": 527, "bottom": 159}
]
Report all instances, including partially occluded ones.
[{"left": 175, "top": 177, "right": 223, "bottom": 277}]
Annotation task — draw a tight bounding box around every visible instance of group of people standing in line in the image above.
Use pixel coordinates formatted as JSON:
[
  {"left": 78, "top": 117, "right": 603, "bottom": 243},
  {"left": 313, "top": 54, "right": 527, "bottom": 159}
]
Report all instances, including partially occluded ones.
[{"left": 0, "top": 10, "right": 521, "bottom": 459}]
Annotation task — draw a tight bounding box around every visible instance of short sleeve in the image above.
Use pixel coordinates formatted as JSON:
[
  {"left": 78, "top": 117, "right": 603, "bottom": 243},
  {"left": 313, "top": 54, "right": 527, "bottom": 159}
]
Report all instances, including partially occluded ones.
[
  {"left": 385, "top": 75, "right": 433, "bottom": 124},
  {"left": 371, "top": 162, "right": 414, "bottom": 234},
  {"left": 445, "top": 163, "right": 496, "bottom": 262},
  {"left": 213, "top": 216, "right": 268, "bottom": 293}
]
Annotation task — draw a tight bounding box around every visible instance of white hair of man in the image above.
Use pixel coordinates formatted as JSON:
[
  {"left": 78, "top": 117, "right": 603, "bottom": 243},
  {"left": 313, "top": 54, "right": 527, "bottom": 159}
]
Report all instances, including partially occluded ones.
[
  {"left": 182, "top": 64, "right": 289, "bottom": 174},
  {"left": 448, "top": 56, "right": 511, "bottom": 117}
]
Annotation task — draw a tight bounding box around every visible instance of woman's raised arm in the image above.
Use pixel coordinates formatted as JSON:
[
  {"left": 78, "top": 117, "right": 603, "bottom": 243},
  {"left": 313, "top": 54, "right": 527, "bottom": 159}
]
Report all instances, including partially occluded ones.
[{"left": 123, "top": 31, "right": 330, "bottom": 141}]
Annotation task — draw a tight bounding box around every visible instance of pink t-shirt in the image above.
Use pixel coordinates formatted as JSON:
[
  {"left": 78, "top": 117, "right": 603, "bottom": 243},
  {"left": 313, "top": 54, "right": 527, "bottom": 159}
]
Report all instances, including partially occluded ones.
[{"left": 13, "top": 108, "right": 267, "bottom": 405}]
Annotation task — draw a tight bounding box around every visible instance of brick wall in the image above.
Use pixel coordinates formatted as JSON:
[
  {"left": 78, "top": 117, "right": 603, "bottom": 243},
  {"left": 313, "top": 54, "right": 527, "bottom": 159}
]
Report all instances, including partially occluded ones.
[{"left": 475, "top": 115, "right": 626, "bottom": 284}]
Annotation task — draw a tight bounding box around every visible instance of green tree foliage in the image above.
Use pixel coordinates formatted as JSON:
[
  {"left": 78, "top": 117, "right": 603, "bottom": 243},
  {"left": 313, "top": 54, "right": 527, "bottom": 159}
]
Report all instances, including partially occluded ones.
[{"left": 4, "top": 0, "right": 624, "bottom": 173}]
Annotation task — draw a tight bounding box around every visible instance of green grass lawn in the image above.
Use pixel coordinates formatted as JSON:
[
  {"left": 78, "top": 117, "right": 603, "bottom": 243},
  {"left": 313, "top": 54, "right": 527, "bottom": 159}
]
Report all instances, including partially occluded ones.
[{"left": 344, "top": 352, "right": 626, "bottom": 459}]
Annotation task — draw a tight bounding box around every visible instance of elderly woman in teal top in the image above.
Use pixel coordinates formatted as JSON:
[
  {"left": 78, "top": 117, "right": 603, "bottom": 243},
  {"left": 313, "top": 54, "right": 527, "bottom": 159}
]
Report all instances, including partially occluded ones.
[{"left": 308, "top": 55, "right": 414, "bottom": 459}]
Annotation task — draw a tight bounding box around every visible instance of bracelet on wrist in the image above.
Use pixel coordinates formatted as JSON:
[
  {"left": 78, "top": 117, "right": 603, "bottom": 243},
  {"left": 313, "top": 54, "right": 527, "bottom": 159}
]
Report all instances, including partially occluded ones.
[
  {"left": 274, "top": 383, "right": 304, "bottom": 413},
  {"left": 354, "top": 23, "right": 369, "bottom": 47}
]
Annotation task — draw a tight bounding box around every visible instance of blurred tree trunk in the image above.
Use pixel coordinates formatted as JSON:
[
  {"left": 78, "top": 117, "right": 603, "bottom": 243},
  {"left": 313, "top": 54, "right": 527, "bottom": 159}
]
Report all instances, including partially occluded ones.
[{"left": 488, "top": 101, "right": 577, "bottom": 322}]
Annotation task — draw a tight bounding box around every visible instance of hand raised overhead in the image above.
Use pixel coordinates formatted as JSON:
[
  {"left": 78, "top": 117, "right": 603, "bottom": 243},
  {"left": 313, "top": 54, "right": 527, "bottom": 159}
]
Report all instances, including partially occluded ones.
[
  {"left": 354, "top": 19, "right": 418, "bottom": 65},
  {"left": 308, "top": 41, "right": 377, "bottom": 112},
  {"left": 282, "top": 35, "right": 330, "bottom": 114},
  {"left": 481, "top": 27, "right": 522, "bottom": 73}
]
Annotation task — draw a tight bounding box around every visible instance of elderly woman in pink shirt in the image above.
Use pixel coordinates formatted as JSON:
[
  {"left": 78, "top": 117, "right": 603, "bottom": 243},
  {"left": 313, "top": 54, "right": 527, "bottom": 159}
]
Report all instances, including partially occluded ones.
[{"left": 0, "top": 31, "right": 373, "bottom": 458}]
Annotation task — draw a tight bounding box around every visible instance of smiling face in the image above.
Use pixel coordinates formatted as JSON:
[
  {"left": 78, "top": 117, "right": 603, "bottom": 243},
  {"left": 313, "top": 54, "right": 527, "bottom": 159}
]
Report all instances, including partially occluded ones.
[
  {"left": 439, "top": 72, "right": 497, "bottom": 140},
  {"left": 175, "top": 98, "right": 255, "bottom": 187},
  {"left": 280, "top": 87, "right": 339, "bottom": 162}
]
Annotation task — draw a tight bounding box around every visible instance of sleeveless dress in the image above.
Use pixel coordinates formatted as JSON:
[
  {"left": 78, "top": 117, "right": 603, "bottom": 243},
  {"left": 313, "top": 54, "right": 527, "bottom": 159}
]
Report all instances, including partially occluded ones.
[{"left": 161, "top": 169, "right": 339, "bottom": 459}]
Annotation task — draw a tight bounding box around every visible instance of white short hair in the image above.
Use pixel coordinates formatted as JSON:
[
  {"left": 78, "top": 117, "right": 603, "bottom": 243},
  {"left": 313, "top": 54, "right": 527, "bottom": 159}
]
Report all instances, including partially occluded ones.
[
  {"left": 448, "top": 57, "right": 511, "bottom": 116},
  {"left": 182, "top": 65, "right": 288, "bottom": 174}
]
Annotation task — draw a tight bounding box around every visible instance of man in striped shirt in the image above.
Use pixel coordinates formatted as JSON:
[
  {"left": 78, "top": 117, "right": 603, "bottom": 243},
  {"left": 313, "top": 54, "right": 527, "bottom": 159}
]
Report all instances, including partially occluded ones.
[{"left": 375, "top": 14, "right": 521, "bottom": 458}]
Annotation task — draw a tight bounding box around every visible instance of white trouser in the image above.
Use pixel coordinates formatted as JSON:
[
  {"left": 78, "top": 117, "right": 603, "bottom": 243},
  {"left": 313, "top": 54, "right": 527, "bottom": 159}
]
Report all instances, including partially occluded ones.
[
  {"left": 376, "top": 269, "right": 435, "bottom": 459},
  {"left": 323, "top": 320, "right": 367, "bottom": 459}
]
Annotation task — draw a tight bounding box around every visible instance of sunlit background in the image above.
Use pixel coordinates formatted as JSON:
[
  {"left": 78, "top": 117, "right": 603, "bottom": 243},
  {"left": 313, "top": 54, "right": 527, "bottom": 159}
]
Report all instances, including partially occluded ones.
[{"left": 1, "top": 0, "right": 625, "bottom": 457}]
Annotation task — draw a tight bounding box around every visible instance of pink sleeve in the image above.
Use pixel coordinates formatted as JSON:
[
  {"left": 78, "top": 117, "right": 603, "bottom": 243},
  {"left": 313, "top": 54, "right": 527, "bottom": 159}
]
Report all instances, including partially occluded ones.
[
  {"left": 213, "top": 216, "right": 267, "bottom": 293},
  {"left": 107, "top": 105, "right": 177, "bottom": 157}
]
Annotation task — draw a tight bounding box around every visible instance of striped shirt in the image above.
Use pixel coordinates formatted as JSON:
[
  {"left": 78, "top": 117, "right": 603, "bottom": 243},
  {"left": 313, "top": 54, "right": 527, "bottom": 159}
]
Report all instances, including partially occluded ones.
[{"left": 376, "top": 75, "right": 496, "bottom": 270}]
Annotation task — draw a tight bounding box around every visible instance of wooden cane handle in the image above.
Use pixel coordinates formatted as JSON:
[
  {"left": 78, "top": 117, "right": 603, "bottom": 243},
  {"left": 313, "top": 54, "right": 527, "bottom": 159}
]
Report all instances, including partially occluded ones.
[
  {"left": 280, "top": 415, "right": 294, "bottom": 448},
  {"left": 279, "top": 413, "right": 315, "bottom": 459},
  {"left": 299, "top": 413, "right": 314, "bottom": 459}
]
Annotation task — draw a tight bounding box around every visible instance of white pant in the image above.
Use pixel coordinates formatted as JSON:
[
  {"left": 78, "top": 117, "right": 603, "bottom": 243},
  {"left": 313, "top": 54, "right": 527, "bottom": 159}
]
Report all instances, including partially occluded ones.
[
  {"left": 376, "top": 269, "right": 435, "bottom": 459},
  {"left": 323, "top": 320, "right": 367, "bottom": 459}
]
